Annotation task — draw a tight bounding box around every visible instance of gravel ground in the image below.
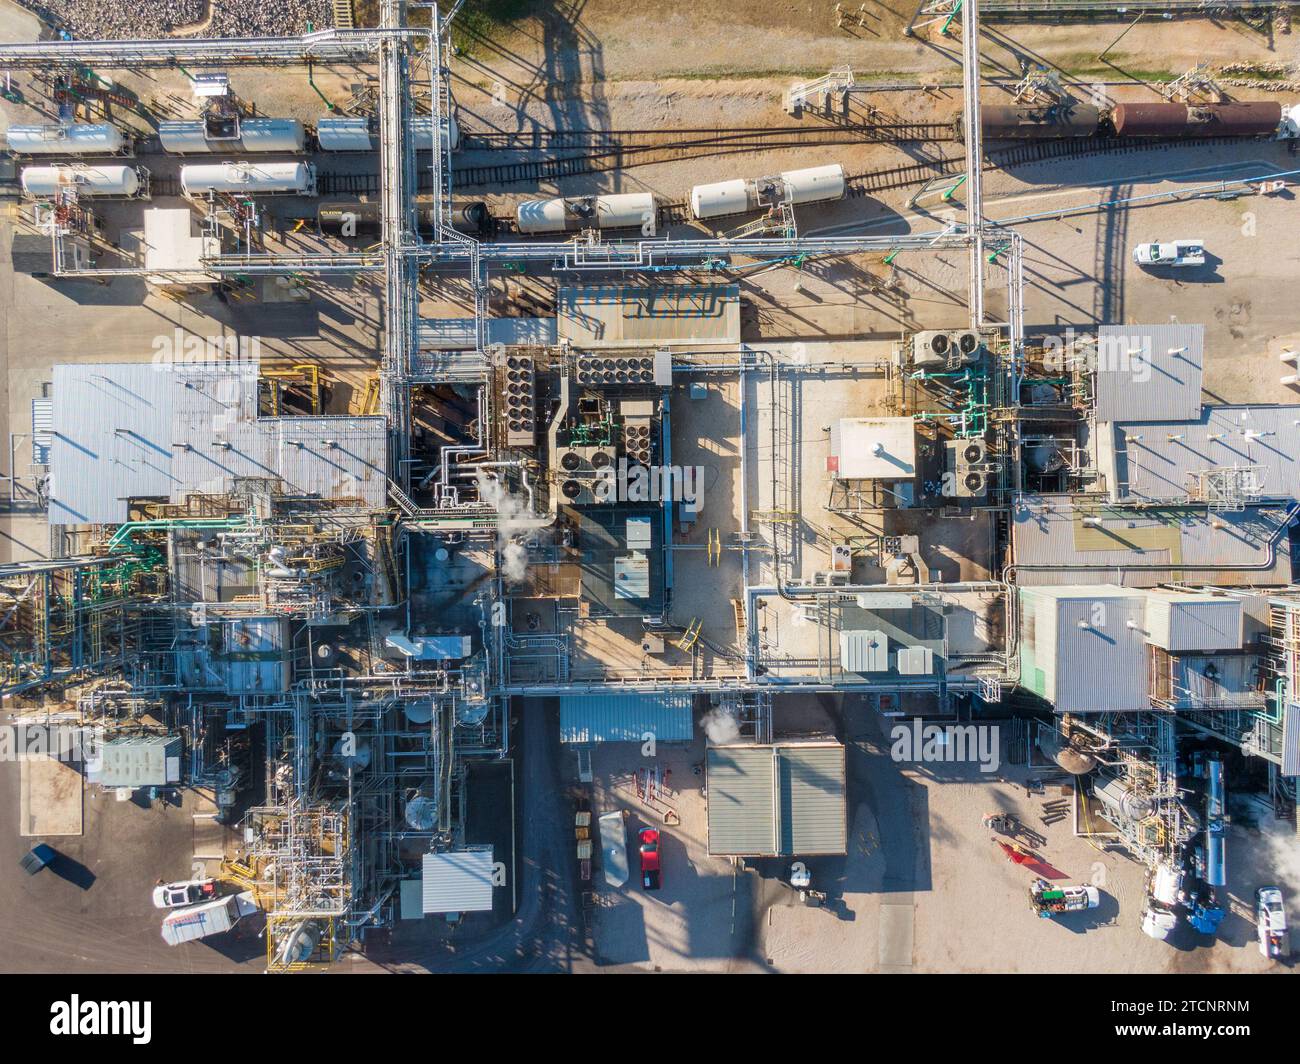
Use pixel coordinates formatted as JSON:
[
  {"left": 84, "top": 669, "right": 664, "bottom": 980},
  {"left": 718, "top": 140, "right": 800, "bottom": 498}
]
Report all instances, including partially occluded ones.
[{"left": 18, "top": 1, "right": 335, "bottom": 40}]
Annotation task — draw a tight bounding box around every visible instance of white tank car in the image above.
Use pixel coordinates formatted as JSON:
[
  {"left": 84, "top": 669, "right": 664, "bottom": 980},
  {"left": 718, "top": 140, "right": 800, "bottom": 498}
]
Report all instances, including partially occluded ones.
[
  {"left": 21, "top": 164, "right": 140, "bottom": 198},
  {"left": 159, "top": 118, "right": 306, "bottom": 154},
  {"left": 7, "top": 123, "right": 126, "bottom": 156},
  {"left": 316, "top": 115, "right": 459, "bottom": 152},
  {"left": 181, "top": 161, "right": 316, "bottom": 196},
  {"left": 516, "top": 192, "right": 657, "bottom": 235},
  {"left": 689, "top": 163, "right": 846, "bottom": 220}
]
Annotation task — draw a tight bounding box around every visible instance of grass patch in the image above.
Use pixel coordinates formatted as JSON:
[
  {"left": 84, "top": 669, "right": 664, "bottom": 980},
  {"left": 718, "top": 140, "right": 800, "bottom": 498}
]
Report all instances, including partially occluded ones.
[{"left": 451, "top": 0, "right": 537, "bottom": 56}]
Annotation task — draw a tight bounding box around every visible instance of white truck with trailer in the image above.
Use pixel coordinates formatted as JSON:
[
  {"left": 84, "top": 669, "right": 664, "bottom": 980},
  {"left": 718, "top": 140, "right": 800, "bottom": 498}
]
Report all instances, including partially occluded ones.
[{"left": 160, "top": 890, "right": 258, "bottom": 946}]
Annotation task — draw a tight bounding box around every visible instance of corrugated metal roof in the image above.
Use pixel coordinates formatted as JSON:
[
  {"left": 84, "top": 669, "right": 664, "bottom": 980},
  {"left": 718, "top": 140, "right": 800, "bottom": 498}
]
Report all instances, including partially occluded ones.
[
  {"left": 777, "top": 745, "right": 847, "bottom": 855},
  {"left": 706, "top": 745, "right": 775, "bottom": 855},
  {"left": 31, "top": 397, "right": 52, "bottom": 465},
  {"left": 1094, "top": 324, "right": 1204, "bottom": 423},
  {"left": 840, "top": 629, "right": 889, "bottom": 673},
  {"left": 707, "top": 744, "right": 848, "bottom": 855},
  {"left": 1107, "top": 407, "right": 1300, "bottom": 504},
  {"left": 416, "top": 316, "right": 557, "bottom": 349},
  {"left": 557, "top": 285, "right": 740, "bottom": 347},
  {"left": 1144, "top": 592, "right": 1242, "bottom": 652},
  {"left": 1018, "top": 586, "right": 1149, "bottom": 712},
  {"left": 559, "top": 692, "right": 694, "bottom": 743},
  {"left": 1011, "top": 494, "right": 1293, "bottom": 588},
  {"left": 49, "top": 363, "right": 387, "bottom": 524},
  {"left": 49, "top": 363, "right": 176, "bottom": 524},
  {"left": 1282, "top": 703, "right": 1299, "bottom": 778},
  {"left": 421, "top": 849, "right": 495, "bottom": 913},
  {"left": 88, "top": 734, "right": 182, "bottom": 788}
]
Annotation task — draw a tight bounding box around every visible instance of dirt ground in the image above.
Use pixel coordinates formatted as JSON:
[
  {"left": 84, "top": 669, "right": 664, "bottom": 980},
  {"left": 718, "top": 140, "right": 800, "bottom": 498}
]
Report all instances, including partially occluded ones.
[{"left": 452, "top": 1, "right": 1296, "bottom": 89}]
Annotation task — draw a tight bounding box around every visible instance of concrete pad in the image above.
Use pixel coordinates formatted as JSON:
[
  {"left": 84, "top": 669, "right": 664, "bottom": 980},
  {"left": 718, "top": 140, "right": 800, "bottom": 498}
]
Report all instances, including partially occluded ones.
[
  {"left": 878, "top": 901, "right": 914, "bottom": 972},
  {"left": 19, "top": 755, "right": 83, "bottom": 837}
]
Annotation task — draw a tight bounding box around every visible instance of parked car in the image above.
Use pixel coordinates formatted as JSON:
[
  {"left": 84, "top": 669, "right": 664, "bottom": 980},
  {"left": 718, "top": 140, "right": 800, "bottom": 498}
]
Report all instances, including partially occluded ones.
[
  {"left": 1257, "top": 887, "right": 1289, "bottom": 959},
  {"left": 638, "top": 827, "right": 661, "bottom": 891},
  {"left": 152, "top": 878, "right": 219, "bottom": 909},
  {"left": 19, "top": 844, "right": 57, "bottom": 875},
  {"left": 1132, "top": 239, "right": 1206, "bottom": 267}
]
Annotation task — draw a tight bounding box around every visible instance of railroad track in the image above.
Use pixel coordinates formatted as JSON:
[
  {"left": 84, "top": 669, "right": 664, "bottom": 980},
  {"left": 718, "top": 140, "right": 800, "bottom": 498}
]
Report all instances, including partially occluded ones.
[
  {"left": 458, "top": 123, "right": 950, "bottom": 152},
  {"left": 316, "top": 132, "right": 1263, "bottom": 206},
  {"left": 442, "top": 123, "right": 953, "bottom": 189},
  {"left": 843, "top": 133, "right": 1257, "bottom": 197}
]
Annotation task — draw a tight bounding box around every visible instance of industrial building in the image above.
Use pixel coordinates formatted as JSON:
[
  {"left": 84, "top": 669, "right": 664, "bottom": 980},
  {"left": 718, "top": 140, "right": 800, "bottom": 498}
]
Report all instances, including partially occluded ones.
[{"left": 0, "top": 0, "right": 1295, "bottom": 978}]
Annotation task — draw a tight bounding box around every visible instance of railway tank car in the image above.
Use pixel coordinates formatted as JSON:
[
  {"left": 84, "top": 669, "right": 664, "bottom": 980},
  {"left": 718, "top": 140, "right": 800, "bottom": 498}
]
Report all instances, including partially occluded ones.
[
  {"left": 6, "top": 122, "right": 127, "bottom": 155},
  {"left": 516, "top": 192, "right": 657, "bottom": 236},
  {"left": 1111, "top": 101, "right": 1283, "bottom": 137},
  {"left": 21, "top": 164, "right": 142, "bottom": 198},
  {"left": 964, "top": 103, "right": 1101, "bottom": 140},
  {"left": 316, "top": 115, "right": 461, "bottom": 153},
  {"left": 159, "top": 118, "right": 307, "bottom": 155},
  {"left": 181, "top": 161, "right": 316, "bottom": 197},
  {"left": 318, "top": 198, "right": 495, "bottom": 238},
  {"left": 689, "top": 163, "right": 845, "bottom": 220}
]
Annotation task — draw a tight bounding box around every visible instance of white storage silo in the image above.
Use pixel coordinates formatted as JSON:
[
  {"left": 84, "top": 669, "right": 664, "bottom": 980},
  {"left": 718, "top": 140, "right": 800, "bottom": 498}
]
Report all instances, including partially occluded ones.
[
  {"left": 180, "top": 161, "right": 316, "bottom": 197},
  {"left": 21, "top": 164, "right": 140, "bottom": 198},
  {"left": 780, "top": 163, "right": 846, "bottom": 205},
  {"left": 7, "top": 123, "right": 126, "bottom": 156}
]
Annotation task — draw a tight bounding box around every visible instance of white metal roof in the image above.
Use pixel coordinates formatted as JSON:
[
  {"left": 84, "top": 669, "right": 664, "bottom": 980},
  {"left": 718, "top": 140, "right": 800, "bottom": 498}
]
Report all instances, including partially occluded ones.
[
  {"left": 421, "top": 849, "right": 495, "bottom": 914},
  {"left": 1018, "top": 586, "right": 1150, "bottom": 712},
  {"left": 1093, "top": 324, "right": 1204, "bottom": 423},
  {"left": 831, "top": 417, "right": 916, "bottom": 479},
  {"left": 1106, "top": 406, "right": 1300, "bottom": 504},
  {"left": 707, "top": 743, "right": 847, "bottom": 856},
  {"left": 1010, "top": 494, "right": 1293, "bottom": 588},
  {"left": 49, "top": 362, "right": 386, "bottom": 524}
]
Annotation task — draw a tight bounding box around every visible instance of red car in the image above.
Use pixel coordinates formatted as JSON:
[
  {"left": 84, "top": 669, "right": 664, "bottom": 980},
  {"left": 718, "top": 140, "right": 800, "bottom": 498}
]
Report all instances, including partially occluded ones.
[{"left": 638, "top": 828, "right": 661, "bottom": 891}]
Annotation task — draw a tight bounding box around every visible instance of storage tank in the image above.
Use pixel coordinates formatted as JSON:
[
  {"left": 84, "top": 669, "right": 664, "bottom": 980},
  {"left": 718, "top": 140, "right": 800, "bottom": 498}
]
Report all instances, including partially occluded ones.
[
  {"left": 181, "top": 161, "right": 316, "bottom": 196},
  {"left": 316, "top": 114, "right": 460, "bottom": 152},
  {"left": 159, "top": 117, "right": 306, "bottom": 154},
  {"left": 689, "top": 164, "right": 845, "bottom": 220},
  {"left": 516, "top": 192, "right": 657, "bottom": 235},
  {"left": 976, "top": 103, "right": 1100, "bottom": 139},
  {"left": 1113, "top": 101, "right": 1282, "bottom": 137},
  {"left": 1094, "top": 775, "right": 1154, "bottom": 823},
  {"left": 7, "top": 122, "right": 126, "bottom": 155},
  {"left": 21, "top": 164, "right": 140, "bottom": 198}
]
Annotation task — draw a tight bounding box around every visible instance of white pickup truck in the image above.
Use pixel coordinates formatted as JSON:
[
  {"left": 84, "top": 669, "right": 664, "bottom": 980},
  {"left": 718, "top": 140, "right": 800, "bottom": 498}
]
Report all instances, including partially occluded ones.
[{"left": 1132, "top": 239, "right": 1206, "bottom": 267}]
